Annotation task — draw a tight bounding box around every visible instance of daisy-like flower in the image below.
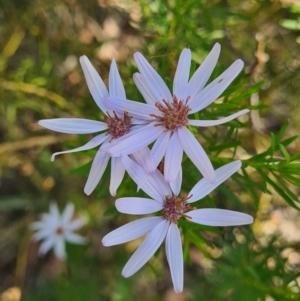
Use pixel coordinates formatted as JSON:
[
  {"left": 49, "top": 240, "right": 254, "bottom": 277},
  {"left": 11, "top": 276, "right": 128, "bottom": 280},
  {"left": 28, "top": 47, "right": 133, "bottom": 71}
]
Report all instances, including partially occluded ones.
[
  {"left": 38, "top": 56, "right": 153, "bottom": 196},
  {"left": 103, "top": 44, "right": 250, "bottom": 183},
  {"left": 31, "top": 202, "right": 87, "bottom": 260},
  {"left": 102, "top": 160, "right": 253, "bottom": 293}
]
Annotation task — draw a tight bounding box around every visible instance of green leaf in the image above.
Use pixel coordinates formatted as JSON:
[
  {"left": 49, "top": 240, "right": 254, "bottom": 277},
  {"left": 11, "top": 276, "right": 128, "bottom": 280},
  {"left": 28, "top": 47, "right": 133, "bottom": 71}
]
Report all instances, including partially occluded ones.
[
  {"left": 258, "top": 170, "right": 299, "bottom": 209},
  {"left": 279, "top": 144, "right": 290, "bottom": 162}
]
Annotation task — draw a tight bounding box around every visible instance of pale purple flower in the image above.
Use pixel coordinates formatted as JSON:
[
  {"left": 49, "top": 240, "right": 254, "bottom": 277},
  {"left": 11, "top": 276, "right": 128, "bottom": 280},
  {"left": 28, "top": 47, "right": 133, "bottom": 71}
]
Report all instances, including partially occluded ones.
[
  {"left": 31, "top": 202, "right": 87, "bottom": 260},
  {"left": 38, "top": 56, "right": 153, "bottom": 196},
  {"left": 102, "top": 160, "right": 253, "bottom": 293},
  {"left": 103, "top": 44, "right": 249, "bottom": 183}
]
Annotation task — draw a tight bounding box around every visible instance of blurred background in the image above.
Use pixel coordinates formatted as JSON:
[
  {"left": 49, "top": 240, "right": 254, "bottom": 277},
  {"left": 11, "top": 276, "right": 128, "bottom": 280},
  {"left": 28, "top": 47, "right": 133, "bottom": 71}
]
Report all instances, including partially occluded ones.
[{"left": 1, "top": 0, "right": 300, "bottom": 300}]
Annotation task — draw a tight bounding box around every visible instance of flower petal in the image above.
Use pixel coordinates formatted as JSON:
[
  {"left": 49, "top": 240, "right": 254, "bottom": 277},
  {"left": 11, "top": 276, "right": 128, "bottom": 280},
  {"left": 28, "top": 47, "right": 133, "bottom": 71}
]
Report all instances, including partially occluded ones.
[
  {"left": 188, "top": 109, "right": 250, "bottom": 127},
  {"left": 151, "top": 130, "right": 171, "bottom": 168},
  {"left": 53, "top": 235, "right": 66, "bottom": 260},
  {"left": 49, "top": 203, "right": 60, "bottom": 220},
  {"left": 188, "top": 160, "right": 241, "bottom": 203},
  {"left": 100, "top": 125, "right": 145, "bottom": 152},
  {"left": 164, "top": 132, "right": 183, "bottom": 183},
  {"left": 110, "top": 156, "right": 126, "bottom": 196},
  {"left": 177, "top": 127, "right": 215, "bottom": 183},
  {"left": 32, "top": 228, "right": 53, "bottom": 241},
  {"left": 84, "top": 149, "right": 110, "bottom": 195},
  {"left": 106, "top": 96, "right": 159, "bottom": 121},
  {"left": 68, "top": 217, "right": 87, "bottom": 231},
  {"left": 173, "top": 48, "right": 191, "bottom": 99},
  {"left": 116, "top": 197, "right": 162, "bottom": 214},
  {"left": 189, "top": 59, "right": 244, "bottom": 114},
  {"left": 50, "top": 133, "right": 108, "bottom": 162},
  {"left": 141, "top": 170, "right": 172, "bottom": 201},
  {"left": 187, "top": 209, "right": 253, "bottom": 226},
  {"left": 108, "top": 123, "right": 164, "bottom": 157},
  {"left": 122, "top": 219, "right": 169, "bottom": 277},
  {"left": 133, "top": 73, "right": 157, "bottom": 106},
  {"left": 38, "top": 237, "right": 54, "bottom": 255},
  {"left": 79, "top": 55, "right": 109, "bottom": 114},
  {"left": 134, "top": 52, "right": 173, "bottom": 103},
  {"left": 120, "top": 155, "right": 148, "bottom": 190},
  {"left": 169, "top": 165, "right": 182, "bottom": 196},
  {"left": 130, "top": 147, "right": 155, "bottom": 174},
  {"left": 184, "top": 43, "right": 221, "bottom": 100},
  {"left": 102, "top": 216, "right": 163, "bottom": 246},
  {"left": 166, "top": 223, "right": 183, "bottom": 293},
  {"left": 61, "top": 203, "right": 74, "bottom": 225},
  {"left": 109, "top": 58, "right": 126, "bottom": 99},
  {"left": 65, "top": 231, "right": 87, "bottom": 245},
  {"left": 38, "top": 118, "right": 108, "bottom": 134}
]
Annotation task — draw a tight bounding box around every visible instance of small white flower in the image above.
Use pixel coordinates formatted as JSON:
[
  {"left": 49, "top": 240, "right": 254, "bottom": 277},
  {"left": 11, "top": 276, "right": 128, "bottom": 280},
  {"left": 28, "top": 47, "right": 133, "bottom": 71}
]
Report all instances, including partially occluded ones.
[
  {"left": 31, "top": 202, "right": 87, "bottom": 260},
  {"left": 103, "top": 44, "right": 249, "bottom": 183},
  {"left": 102, "top": 160, "right": 253, "bottom": 293},
  {"left": 39, "top": 56, "right": 153, "bottom": 196}
]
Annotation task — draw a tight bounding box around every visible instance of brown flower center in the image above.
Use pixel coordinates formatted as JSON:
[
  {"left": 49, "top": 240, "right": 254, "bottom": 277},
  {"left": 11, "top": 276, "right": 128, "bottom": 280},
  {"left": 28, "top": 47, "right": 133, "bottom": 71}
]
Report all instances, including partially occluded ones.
[
  {"left": 162, "top": 194, "right": 195, "bottom": 224},
  {"left": 150, "top": 95, "right": 191, "bottom": 131},
  {"left": 55, "top": 226, "right": 63, "bottom": 235},
  {"left": 106, "top": 110, "right": 132, "bottom": 141}
]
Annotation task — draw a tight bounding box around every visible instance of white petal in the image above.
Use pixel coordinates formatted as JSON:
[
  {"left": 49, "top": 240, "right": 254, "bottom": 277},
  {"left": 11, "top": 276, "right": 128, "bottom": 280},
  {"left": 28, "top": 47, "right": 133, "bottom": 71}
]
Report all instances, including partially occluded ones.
[
  {"left": 189, "top": 59, "right": 244, "bottom": 113},
  {"left": 169, "top": 165, "right": 182, "bottom": 196},
  {"left": 184, "top": 43, "right": 221, "bottom": 100},
  {"left": 188, "top": 109, "right": 250, "bottom": 127},
  {"left": 49, "top": 203, "right": 60, "bottom": 220},
  {"left": 166, "top": 223, "right": 183, "bottom": 293},
  {"left": 61, "top": 203, "right": 74, "bottom": 225},
  {"left": 109, "top": 59, "right": 126, "bottom": 99},
  {"left": 79, "top": 55, "right": 109, "bottom": 114},
  {"left": 65, "top": 231, "right": 87, "bottom": 245},
  {"left": 31, "top": 221, "right": 46, "bottom": 231},
  {"left": 187, "top": 209, "right": 253, "bottom": 226},
  {"left": 164, "top": 132, "right": 183, "bottom": 183},
  {"left": 32, "top": 229, "right": 53, "bottom": 241},
  {"left": 133, "top": 73, "right": 157, "bottom": 106},
  {"left": 84, "top": 150, "right": 110, "bottom": 195},
  {"left": 100, "top": 125, "right": 145, "bottom": 152},
  {"left": 188, "top": 160, "right": 241, "bottom": 203},
  {"left": 108, "top": 123, "right": 164, "bottom": 157},
  {"left": 106, "top": 96, "right": 159, "bottom": 121},
  {"left": 173, "top": 48, "right": 191, "bottom": 99},
  {"left": 141, "top": 170, "right": 172, "bottom": 201},
  {"left": 177, "top": 127, "right": 215, "bottom": 183},
  {"left": 38, "top": 237, "right": 54, "bottom": 255},
  {"left": 116, "top": 197, "right": 162, "bottom": 214},
  {"left": 130, "top": 147, "right": 155, "bottom": 174},
  {"left": 110, "top": 157, "right": 126, "bottom": 196},
  {"left": 38, "top": 118, "right": 108, "bottom": 134},
  {"left": 102, "top": 217, "right": 163, "bottom": 246},
  {"left": 53, "top": 236, "right": 66, "bottom": 260},
  {"left": 122, "top": 219, "right": 169, "bottom": 277},
  {"left": 68, "top": 217, "right": 87, "bottom": 231},
  {"left": 151, "top": 130, "right": 171, "bottom": 167},
  {"left": 121, "top": 155, "right": 148, "bottom": 190},
  {"left": 131, "top": 118, "right": 149, "bottom": 125},
  {"left": 134, "top": 52, "right": 173, "bottom": 103},
  {"left": 50, "top": 133, "right": 108, "bottom": 162}
]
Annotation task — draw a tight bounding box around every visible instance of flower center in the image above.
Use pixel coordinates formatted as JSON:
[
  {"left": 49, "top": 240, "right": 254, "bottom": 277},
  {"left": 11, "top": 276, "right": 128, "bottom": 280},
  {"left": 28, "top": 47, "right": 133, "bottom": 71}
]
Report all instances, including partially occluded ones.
[
  {"left": 162, "top": 194, "right": 195, "bottom": 224},
  {"left": 55, "top": 226, "right": 63, "bottom": 235},
  {"left": 106, "top": 110, "right": 132, "bottom": 141},
  {"left": 150, "top": 95, "right": 191, "bottom": 131}
]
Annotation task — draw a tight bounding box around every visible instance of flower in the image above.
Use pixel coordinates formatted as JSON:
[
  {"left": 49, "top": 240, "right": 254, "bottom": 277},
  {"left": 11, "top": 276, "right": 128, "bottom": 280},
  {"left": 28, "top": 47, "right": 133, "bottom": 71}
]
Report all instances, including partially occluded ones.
[
  {"left": 103, "top": 44, "right": 249, "bottom": 183},
  {"left": 102, "top": 160, "right": 253, "bottom": 293},
  {"left": 31, "top": 202, "right": 87, "bottom": 260},
  {"left": 38, "top": 56, "right": 153, "bottom": 196}
]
